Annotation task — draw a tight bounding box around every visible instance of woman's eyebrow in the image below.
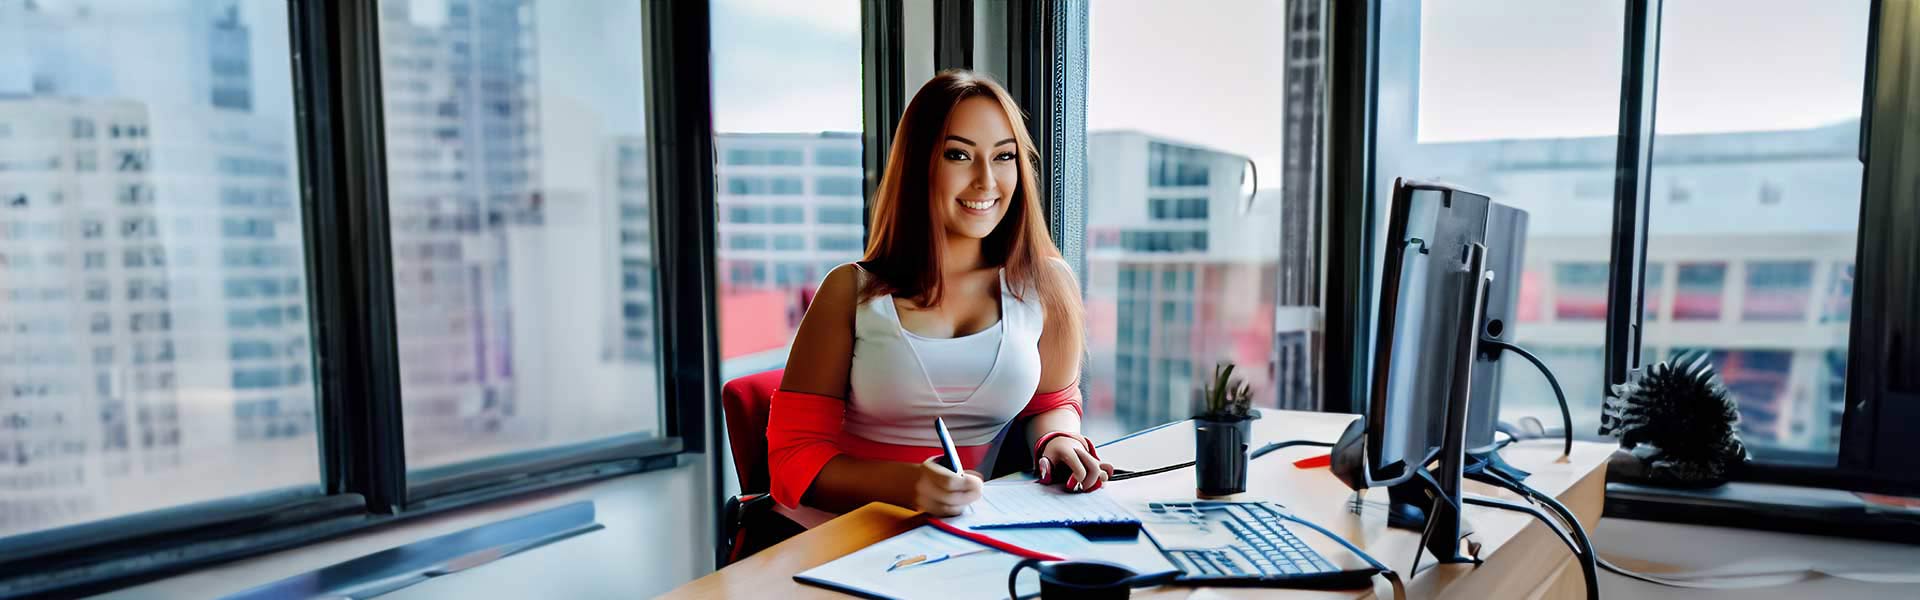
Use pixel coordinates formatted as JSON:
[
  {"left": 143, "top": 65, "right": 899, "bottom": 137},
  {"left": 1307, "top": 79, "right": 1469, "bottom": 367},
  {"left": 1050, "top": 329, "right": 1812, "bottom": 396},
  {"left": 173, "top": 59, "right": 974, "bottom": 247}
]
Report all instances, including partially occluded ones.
[{"left": 943, "top": 135, "right": 1018, "bottom": 148}]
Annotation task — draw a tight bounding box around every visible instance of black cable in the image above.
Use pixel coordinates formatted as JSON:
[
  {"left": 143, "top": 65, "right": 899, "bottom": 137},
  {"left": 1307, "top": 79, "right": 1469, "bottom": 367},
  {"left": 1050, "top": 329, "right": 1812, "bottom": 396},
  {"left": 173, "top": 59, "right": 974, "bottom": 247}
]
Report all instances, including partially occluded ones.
[
  {"left": 1482, "top": 338, "right": 1573, "bottom": 457},
  {"left": 1478, "top": 470, "right": 1600, "bottom": 600},
  {"left": 1109, "top": 439, "right": 1333, "bottom": 481}
]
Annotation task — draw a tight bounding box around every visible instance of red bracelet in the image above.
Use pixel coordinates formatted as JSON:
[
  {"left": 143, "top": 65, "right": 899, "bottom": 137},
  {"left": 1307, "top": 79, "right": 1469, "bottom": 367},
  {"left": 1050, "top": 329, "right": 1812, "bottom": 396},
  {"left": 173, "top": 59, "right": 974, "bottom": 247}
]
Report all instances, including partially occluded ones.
[{"left": 1033, "top": 431, "right": 1098, "bottom": 463}]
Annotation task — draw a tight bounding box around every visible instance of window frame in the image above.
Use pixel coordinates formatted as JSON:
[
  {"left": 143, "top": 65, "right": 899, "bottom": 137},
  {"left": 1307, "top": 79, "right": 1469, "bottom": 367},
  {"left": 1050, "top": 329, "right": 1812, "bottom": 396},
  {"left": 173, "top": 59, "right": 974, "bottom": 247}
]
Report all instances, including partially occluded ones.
[
  {"left": 0, "top": 1, "right": 718, "bottom": 595},
  {"left": 1314, "top": 0, "right": 1919, "bottom": 498}
]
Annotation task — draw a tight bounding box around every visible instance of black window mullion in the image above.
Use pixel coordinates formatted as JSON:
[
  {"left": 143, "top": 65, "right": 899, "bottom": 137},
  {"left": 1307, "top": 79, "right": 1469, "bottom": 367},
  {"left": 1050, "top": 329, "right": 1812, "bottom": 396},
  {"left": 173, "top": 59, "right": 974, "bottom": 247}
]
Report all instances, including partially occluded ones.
[
  {"left": 1602, "top": 0, "right": 1663, "bottom": 393},
  {"left": 1849, "top": 0, "right": 1920, "bottom": 491},
  {"left": 1321, "top": 0, "right": 1381, "bottom": 416},
  {"left": 294, "top": 0, "right": 408, "bottom": 513},
  {"left": 1003, "top": 0, "right": 1089, "bottom": 278},
  {"left": 862, "top": 0, "right": 906, "bottom": 237},
  {"left": 934, "top": 0, "right": 974, "bottom": 71},
  {"left": 644, "top": 0, "right": 718, "bottom": 456}
]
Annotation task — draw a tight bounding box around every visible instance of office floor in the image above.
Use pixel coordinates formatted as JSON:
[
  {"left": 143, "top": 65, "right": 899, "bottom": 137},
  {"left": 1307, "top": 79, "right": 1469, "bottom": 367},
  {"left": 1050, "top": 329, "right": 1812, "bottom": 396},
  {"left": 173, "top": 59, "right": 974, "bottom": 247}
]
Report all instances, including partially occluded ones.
[{"left": 1591, "top": 518, "right": 1920, "bottom": 599}]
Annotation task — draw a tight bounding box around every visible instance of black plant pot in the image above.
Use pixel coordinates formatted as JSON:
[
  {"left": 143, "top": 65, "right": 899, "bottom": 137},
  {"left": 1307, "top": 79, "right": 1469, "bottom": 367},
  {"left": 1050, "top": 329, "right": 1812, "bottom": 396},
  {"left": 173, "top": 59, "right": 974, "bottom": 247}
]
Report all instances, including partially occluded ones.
[{"left": 1194, "top": 417, "right": 1254, "bottom": 497}]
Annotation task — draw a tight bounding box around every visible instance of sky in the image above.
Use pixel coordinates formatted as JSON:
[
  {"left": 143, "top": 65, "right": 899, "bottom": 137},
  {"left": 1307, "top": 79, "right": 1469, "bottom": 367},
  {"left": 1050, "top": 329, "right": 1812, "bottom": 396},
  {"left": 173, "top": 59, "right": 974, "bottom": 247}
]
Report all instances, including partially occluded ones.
[
  {"left": 708, "top": 0, "right": 1872, "bottom": 168},
  {"left": 231, "top": 0, "right": 1871, "bottom": 177}
]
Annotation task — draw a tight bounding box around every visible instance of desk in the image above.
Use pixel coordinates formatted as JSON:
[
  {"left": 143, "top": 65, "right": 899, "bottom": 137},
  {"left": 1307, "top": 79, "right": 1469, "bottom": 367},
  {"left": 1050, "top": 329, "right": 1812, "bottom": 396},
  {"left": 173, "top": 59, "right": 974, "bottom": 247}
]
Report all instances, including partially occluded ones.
[{"left": 666, "top": 411, "right": 1611, "bottom": 599}]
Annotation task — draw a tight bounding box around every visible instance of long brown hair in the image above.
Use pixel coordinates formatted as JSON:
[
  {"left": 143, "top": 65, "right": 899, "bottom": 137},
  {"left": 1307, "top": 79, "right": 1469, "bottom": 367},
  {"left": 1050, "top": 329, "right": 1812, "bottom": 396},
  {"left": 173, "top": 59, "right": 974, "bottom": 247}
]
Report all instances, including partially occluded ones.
[{"left": 861, "top": 69, "right": 1082, "bottom": 337}]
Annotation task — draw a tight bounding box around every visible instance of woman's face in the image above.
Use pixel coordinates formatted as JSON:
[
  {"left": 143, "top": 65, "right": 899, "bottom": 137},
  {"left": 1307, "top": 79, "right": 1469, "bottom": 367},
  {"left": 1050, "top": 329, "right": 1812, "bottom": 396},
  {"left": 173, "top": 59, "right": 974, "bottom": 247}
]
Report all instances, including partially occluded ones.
[{"left": 931, "top": 96, "right": 1021, "bottom": 241}]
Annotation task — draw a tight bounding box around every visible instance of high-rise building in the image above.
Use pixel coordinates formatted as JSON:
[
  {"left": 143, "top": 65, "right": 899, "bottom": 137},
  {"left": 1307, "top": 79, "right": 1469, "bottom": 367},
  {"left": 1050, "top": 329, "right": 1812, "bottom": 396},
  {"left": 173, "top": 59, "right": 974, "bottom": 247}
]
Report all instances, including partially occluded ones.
[
  {"left": 0, "top": 0, "right": 313, "bottom": 533},
  {"left": 712, "top": 132, "right": 866, "bottom": 369},
  {"left": 1084, "top": 132, "right": 1283, "bottom": 436},
  {"left": 1278, "top": 0, "right": 1326, "bottom": 411},
  {"left": 1414, "top": 122, "right": 1863, "bottom": 455},
  {"left": 376, "top": 0, "right": 541, "bottom": 462},
  {"left": 606, "top": 137, "right": 655, "bottom": 364}
]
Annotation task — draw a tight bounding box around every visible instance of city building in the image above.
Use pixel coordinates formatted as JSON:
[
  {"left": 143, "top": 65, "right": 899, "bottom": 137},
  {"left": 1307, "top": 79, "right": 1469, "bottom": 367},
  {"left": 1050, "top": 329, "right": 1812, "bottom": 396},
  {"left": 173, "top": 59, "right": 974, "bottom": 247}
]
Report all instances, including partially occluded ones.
[
  {"left": 1412, "top": 121, "right": 1862, "bottom": 458},
  {"left": 0, "top": 0, "right": 313, "bottom": 533},
  {"left": 376, "top": 0, "right": 539, "bottom": 463},
  {"left": 712, "top": 131, "right": 866, "bottom": 372},
  {"left": 1279, "top": 0, "right": 1326, "bottom": 412},
  {"left": 1083, "top": 131, "right": 1285, "bottom": 437},
  {"left": 606, "top": 137, "right": 655, "bottom": 364}
]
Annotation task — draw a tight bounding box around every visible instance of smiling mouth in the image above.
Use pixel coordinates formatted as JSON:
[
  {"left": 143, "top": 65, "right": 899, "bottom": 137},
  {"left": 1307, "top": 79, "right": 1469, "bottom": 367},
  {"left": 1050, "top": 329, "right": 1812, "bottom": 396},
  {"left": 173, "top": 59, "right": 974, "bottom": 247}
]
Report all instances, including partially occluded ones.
[{"left": 959, "top": 197, "right": 999, "bottom": 211}]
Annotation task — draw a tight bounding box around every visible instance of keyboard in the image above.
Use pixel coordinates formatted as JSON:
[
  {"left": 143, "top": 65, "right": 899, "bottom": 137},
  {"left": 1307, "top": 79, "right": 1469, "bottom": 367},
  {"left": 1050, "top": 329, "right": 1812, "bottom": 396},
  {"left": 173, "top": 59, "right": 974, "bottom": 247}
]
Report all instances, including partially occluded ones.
[{"left": 1146, "top": 502, "right": 1354, "bottom": 586}]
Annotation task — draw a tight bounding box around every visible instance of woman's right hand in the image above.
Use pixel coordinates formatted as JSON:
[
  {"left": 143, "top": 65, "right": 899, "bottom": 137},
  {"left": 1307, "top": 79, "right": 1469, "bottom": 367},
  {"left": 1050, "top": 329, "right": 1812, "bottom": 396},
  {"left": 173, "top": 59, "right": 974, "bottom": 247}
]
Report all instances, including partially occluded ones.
[{"left": 913, "top": 456, "right": 984, "bottom": 517}]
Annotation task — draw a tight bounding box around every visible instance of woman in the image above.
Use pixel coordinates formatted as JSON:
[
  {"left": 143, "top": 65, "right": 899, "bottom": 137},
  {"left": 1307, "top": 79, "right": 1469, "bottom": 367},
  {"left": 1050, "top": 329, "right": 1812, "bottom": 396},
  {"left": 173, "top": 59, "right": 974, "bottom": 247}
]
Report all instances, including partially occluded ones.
[{"left": 767, "top": 70, "right": 1112, "bottom": 520}]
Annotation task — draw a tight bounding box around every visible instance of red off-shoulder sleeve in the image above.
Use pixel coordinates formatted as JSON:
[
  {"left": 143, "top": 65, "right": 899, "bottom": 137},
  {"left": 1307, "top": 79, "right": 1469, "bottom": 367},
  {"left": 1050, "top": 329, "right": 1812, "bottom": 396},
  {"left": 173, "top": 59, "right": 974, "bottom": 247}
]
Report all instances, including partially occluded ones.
[{"left": 765, "top": 389, "right": 847, "bottom": 509}]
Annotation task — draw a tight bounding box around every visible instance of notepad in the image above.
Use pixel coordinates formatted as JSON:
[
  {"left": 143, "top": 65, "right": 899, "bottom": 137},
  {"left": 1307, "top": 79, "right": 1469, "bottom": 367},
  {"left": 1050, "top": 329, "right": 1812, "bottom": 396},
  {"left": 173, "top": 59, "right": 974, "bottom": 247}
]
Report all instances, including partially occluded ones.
[
  {"left": 794, "top": 523, "right": 1179, "bottom": 600},
  {"left": 944, "top": 481, "right": 1142, "bottom": 531}
]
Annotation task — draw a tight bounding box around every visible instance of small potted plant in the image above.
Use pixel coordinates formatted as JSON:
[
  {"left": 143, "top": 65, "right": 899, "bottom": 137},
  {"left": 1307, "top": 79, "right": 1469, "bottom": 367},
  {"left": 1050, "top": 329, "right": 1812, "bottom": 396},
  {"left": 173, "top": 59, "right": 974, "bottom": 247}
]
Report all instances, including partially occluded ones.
[{"left": 1193, "top": 362, "right": 1259, "bottom": 497}]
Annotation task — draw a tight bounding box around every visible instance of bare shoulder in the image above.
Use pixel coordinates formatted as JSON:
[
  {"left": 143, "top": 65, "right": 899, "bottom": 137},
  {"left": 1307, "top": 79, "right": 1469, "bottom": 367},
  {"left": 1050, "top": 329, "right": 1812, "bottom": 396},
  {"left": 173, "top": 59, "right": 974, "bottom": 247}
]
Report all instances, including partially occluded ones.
[{"left": 809, "top": 262, "right": 864, "bottom": 315}]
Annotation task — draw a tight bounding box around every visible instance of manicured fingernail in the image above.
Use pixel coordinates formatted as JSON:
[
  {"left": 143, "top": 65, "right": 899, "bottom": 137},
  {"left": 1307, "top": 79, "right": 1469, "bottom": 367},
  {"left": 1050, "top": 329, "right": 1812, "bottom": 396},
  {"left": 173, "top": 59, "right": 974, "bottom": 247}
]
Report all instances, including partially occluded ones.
[{"left": 1066, "top": 478, "right": 1077, "bottom": 490}]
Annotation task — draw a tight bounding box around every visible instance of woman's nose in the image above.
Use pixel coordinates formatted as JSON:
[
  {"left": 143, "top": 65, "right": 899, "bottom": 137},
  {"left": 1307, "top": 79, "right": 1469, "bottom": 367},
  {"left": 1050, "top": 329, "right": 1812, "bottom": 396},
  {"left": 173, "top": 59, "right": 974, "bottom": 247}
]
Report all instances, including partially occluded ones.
[{"left": 971, "top": 160, "right": 994, "bottom": 192}]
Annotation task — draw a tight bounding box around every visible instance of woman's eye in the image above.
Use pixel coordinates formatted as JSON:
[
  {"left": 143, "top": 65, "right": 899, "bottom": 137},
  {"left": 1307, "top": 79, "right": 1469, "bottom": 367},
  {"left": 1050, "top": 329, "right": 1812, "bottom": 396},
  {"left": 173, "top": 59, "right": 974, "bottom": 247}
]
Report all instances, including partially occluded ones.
[
  {"left": 944, "top": 149, "right": 970, "bottom": 161},
  {"left": 994, "top": 152, "right": 1017, "bottom": 161}
]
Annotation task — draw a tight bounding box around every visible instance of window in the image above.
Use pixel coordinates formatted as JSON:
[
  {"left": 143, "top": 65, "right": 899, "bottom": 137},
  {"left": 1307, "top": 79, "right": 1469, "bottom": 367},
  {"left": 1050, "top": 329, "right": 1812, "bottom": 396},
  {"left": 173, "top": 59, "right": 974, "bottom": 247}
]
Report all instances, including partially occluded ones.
[
  {"left": 1078, "top": 1, "right": 1292, "bottom": 440},
  {"left": 1673, "top": 262, "right": 1729, "bottom": 321},
  {"left": 815, "top": 146, "right": 860, "bottom": 166},
  {"left": 729, "top": 204, "right": 769, "bottom": 223},
  {"left": 816, "top": 176, "right": 862, "bottom": 196},
  {"left": 1374, "top": 0, "right": 1626, "bottom": 435},
  {"left": 712, "top": 0, "right": 862, "bottom": 377},
  {"left": 816, "top": 205, "right": 861, "bottom": 225},
  {"left": 377, "top": 0, "right": 663, "bottom": 470},
  {"left": 1552, "top": 264, "right": 1610, "bottom": 321},
  {"left": 726, "top": 147, "right": 805, "bottom": 166},
  {"left": 817, "top": 235, "right": 862, "bottom": 252},
  {"left": 1742, "top": 261, "right": 1815, "bottom": 322},
  {"left": 1642, "top": 0, "right": 1869, "bottom": 463},
  {"left": 0, "top": 0, "right": 319, "bottom": 540},
  {"left": 725, "top": 176, "right": 804, "bottom": 195},
  {"left": 771, "top": 205, "right": 805, "bottom": 224},
  {"left": 731, "top": 234, "right": 768, "bottom": 250}
]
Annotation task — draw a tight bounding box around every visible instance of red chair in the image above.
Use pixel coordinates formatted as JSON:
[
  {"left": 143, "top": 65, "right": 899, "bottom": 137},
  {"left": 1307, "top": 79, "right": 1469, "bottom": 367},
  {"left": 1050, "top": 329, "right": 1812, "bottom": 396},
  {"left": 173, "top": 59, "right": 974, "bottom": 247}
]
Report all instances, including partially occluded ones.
[
  {"left": 722, "top": 369, "right": 783, "bottom": 496},
  {"left": 717, "top": 369, "right": 793, "bottom": 567}
]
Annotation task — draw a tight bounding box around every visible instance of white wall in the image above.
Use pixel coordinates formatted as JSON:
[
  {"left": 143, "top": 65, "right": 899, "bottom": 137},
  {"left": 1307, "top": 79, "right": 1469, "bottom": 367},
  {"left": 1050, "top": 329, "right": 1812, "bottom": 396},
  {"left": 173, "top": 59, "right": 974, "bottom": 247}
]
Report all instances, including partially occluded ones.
[{"left": 99, "top": 458, "right": 717, "bottom": 599}]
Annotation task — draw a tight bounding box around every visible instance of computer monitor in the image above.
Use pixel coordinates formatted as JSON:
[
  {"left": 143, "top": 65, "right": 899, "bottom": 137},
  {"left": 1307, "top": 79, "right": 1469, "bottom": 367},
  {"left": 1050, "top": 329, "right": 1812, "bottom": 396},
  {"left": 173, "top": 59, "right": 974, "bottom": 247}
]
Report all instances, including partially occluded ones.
[
  {"left": 1327, "top": 178, "right": 1496, "bottom": 566},
  {"left": 1361, "top": 178, "right": 1490, "bottom": 487},
  {"left": 1468, "top": 204, "right": 1529, "bottom": 453}
]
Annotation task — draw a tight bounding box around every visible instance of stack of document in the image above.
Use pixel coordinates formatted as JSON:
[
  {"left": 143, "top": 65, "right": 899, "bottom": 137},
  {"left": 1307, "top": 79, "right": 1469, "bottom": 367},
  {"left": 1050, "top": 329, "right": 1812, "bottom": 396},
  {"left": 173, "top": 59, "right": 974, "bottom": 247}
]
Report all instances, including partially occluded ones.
[{"left": 795, "top": 483, "right": 1175, "bottom": 600}]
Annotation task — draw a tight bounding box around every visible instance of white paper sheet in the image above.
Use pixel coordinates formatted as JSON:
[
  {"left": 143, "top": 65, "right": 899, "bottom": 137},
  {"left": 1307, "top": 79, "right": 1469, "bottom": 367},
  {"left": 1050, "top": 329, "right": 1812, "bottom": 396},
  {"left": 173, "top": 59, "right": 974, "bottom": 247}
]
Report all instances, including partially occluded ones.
[
  {"left": 942, "top": 480, "right": 1141, "bottom": 530},
  {"left": 795, "top": 524, "right": 1179, "bottom": 600}
]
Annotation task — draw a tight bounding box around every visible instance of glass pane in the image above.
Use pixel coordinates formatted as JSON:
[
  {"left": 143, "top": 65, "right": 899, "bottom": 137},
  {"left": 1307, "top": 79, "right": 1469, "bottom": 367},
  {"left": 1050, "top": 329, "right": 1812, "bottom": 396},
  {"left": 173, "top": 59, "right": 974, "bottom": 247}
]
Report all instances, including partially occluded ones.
[
  {"left": 1082, "top": 1, "right": 1306, "bottom": 440},
  {"left": 1, "top": 1, "right": 318, "bottom": 536},
  {"left": 1375, "top": 0, "right": 1626, "bottom": 437},
  {"left": 1643, "top": 0, "right": 1870, "bottom": 465},
  {"left": 710, "top": 0, "right": 863, "bottom": 379},
  {"left": 377, "top": 1, "right": 663, "bottom": 471}
]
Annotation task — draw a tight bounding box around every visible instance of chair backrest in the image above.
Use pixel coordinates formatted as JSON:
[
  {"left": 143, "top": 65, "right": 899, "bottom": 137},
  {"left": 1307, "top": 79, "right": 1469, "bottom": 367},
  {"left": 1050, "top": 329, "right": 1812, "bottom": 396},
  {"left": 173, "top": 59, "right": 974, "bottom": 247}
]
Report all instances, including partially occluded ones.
[{"left": 721, "top": 369, "right": 784, "bottom": 495}]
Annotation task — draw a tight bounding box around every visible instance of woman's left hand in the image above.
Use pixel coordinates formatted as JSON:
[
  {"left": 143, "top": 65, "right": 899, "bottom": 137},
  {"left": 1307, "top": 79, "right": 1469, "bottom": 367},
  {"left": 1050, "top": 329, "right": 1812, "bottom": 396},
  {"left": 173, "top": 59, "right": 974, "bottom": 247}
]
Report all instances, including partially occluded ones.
[{"left": 1037, "top": 435, "right": 1113, "bottom": 492}]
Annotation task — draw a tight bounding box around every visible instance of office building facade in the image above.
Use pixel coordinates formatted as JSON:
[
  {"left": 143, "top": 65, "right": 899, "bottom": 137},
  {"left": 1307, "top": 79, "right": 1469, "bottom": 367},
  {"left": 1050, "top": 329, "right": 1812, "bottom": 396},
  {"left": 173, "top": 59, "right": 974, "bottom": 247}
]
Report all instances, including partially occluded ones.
[
  {"left": 1083, "top": 131, "right": 1287, "bottom": 437},
  {"left": 0, "top": 0, "right": 314, "bottom": 533}
]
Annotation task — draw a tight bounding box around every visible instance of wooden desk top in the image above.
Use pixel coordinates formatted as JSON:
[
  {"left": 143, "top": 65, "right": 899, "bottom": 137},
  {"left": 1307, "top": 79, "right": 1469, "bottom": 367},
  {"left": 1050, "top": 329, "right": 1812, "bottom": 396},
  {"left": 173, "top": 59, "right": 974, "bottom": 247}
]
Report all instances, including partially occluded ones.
[{"left": 666, "top": 411, "right": 1611, "bottom": 600}]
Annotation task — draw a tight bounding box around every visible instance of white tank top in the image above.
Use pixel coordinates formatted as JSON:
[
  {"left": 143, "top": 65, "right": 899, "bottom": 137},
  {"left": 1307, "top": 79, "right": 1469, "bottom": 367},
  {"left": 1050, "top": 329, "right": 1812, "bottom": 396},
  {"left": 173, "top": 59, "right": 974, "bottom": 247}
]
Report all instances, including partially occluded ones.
[{"left": 845, "top": 264, "right": 1046, "bottom": 447}]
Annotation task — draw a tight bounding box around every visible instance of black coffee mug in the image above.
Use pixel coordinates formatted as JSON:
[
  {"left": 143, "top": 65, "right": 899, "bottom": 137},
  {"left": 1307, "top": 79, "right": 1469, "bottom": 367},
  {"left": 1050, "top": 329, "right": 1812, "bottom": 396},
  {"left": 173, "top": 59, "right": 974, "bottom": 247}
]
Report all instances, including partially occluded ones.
[{"left": 1007, "top": 559, "right": 1164, "bottom": 600}]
